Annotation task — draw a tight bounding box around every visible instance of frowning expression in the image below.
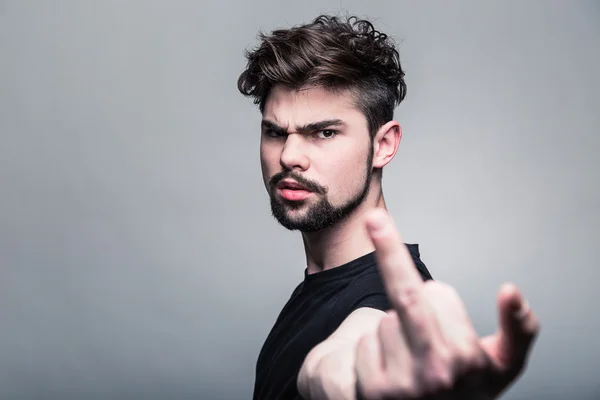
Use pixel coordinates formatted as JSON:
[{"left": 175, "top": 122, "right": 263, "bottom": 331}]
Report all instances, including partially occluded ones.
[{"left": 260, "top": 85, "right": 374, "bottom": 232}]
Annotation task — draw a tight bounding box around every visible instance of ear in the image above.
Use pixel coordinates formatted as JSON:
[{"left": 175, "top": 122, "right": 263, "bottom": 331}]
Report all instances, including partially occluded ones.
[{"left": 372, "top": 120, "right": 402, "bottom": 169}]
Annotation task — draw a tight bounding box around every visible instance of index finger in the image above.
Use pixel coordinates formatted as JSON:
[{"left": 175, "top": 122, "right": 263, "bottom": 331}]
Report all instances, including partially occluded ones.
[{"left": 365, "top": 208, "right": 435, "bottom": 353}]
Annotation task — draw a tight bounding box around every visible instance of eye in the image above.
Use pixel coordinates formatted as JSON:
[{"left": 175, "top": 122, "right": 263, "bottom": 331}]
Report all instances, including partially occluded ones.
[
  {"left": 264, "top": 129, "right": 285, "bottom": 138},
  {"left": 316, "top": 129, "right": 337, "bottom": 139}
]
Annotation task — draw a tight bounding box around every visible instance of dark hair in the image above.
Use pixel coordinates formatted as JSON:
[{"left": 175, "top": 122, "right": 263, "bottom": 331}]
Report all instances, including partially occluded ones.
[{"left": 237, "top": 14, "right": 407, "bottom": 139}]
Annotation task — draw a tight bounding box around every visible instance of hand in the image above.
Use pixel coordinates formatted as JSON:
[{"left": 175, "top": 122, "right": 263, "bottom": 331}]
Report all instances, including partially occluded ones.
[{"left": 354, "top": 209, "right": 540, "bottom": 399}]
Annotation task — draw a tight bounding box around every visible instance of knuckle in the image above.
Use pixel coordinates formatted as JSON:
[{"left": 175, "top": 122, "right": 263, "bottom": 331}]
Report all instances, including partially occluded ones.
[
  {"left": 454, "top": 347, "right": 489, "bottom": 376},
  {"left": 392, "top": 285, "right": 422, "bottom": 310},
  {"left": 459, "top": 350, "right": 483, "bottom": 370},
  {"left": 359, "top": 377, "right": 387, "bottom": 399},
  {"left": 412, "top": 337, "right": 434, "bottom": 356},
  {"left": 430, "top": 371, "right": 454, "bottom": 393},
  {"left": 381, "top": 376, "right": 415, "bottom": 399},
  {"left": 415, "top": 351, "right": 456, "bottom": 394},
  {"left": 421, "top": 363, "right": 454, "bottom": 393},
  {"left": 360, "top": 332, "right": 377, "bottom": 351},
  {"left": 449, "top": 340, "right": 484, "bottom": 370},
  {"left": 455, "top": 339, "right": 482, "bottom": 365},
  {"left": 436, "top": 348, "right": 454, "bottom": 368},
  {"left": 357, "top": 333, "right": 372, "bottom": 351},
  {"left": 475, "top": 355, "right": 490, "bottom": 373},
  {"left": 360, "top": 375, "right": 418, "bottom": 399},
  {"left": 357, "top": 334, "right": 369, "bottom": 349},
  {"left": 377, "top": 314, "right": 399, "bottom": 337},
  {"left": 471, "top": 349, "right": 489, "bottom": 369}
]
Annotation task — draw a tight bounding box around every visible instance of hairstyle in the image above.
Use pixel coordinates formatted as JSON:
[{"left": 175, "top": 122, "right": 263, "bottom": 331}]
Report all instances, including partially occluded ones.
[{"left": 237, "top": 14, "right": 407, "bottom": 139}]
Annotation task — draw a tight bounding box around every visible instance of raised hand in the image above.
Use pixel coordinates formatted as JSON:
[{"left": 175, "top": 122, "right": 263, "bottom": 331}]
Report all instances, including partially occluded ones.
[{"left": 354, "top": 209, "right": 540, "bottom": 399}]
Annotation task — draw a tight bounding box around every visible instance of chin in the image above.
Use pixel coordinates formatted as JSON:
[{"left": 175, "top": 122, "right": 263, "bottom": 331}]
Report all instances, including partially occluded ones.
[{"left": 282, "top": 210, "right": 310, "bottom": 223}]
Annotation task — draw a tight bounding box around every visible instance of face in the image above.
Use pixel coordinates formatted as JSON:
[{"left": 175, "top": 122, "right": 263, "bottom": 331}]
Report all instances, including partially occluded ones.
[{"left": 260, "top": 85, "right": 374, "bottom": 232}]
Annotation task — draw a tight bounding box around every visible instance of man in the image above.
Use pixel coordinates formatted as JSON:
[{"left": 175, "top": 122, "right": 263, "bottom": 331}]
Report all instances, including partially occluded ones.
[{"left": 237, "top": 15, "right": 540, "bottom": 400}]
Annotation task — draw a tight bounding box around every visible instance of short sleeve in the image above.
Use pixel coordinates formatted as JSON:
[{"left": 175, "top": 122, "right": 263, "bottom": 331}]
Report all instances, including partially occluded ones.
[
  {"left": 406, "top": 243, "right": 433, "bottom": 281},
  {"left": 345, "top": 270, "right": 392, "bottom": 314},
  {"left": 347, "top": 244, "right": 433, "bottom": 314}
]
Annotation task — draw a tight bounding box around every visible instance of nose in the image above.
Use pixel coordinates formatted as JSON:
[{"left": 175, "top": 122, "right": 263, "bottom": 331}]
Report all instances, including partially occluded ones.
[{"left": 279, "top": 133, "right": 309, "bottom": 171}]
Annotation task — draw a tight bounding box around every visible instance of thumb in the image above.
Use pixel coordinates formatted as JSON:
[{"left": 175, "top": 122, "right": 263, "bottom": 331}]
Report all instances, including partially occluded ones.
[{"left": 481, "top": 283, "right": 540, "bottom": 374}]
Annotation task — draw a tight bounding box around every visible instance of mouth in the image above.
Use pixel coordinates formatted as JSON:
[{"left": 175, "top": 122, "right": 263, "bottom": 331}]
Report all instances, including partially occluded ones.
[{"left": 276, "top": 180, "right": 313, "bottom": 201}]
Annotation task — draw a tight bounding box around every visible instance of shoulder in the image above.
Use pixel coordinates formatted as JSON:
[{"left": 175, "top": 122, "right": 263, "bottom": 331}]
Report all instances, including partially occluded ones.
[
  {"left": 336, "top": 244, "right": 433, "bottom": 314},
  {"left": 405, "top": 243, "right": 434, "bottom": 281}
]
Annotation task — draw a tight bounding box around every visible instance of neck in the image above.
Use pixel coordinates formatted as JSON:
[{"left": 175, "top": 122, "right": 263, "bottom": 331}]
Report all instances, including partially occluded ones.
[{"left": 301, "top": 184, "right": 387, "bottom": 274}]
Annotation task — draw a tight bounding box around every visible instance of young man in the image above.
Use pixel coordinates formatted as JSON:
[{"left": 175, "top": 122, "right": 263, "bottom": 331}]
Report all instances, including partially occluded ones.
[{"left": 237, "top": 15, "right": 540, "bottom": 400}]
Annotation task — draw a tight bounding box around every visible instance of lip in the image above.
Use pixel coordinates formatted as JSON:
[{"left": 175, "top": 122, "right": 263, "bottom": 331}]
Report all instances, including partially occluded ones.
[
  {"left": 278, "top": 188, "right": 313, "bottom": 201},
  {"left": 277, "top": 180, "right": 310, "bottom": 191},
  {"left": 276, "top": 180, "right": 313, "bottom": 201}
]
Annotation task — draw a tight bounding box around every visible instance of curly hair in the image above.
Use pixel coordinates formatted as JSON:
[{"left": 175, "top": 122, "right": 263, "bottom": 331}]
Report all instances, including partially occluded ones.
[{"left": 237, "top": 14, "right": 407, "bottom": 139}]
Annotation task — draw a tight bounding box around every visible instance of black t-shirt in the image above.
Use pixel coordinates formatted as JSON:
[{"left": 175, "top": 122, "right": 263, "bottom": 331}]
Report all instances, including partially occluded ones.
[{"left": 252, "top": 244, "right": 433, "bottom": 400}]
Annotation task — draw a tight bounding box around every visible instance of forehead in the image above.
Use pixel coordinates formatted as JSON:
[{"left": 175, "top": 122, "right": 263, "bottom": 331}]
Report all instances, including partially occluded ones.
[{"left": 263, "top": 85, "right": 366, "bottom": 128}]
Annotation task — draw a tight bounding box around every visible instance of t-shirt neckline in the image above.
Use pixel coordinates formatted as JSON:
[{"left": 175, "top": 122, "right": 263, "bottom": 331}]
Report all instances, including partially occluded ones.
[{"left": 303, "top": 251, "right": 378, "bottom": 285}]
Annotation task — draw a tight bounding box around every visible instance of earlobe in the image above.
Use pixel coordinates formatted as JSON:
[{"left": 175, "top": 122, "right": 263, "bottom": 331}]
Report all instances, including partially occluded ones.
[{"left": 372, "top": 121, "right": 402, "bottom": 169}]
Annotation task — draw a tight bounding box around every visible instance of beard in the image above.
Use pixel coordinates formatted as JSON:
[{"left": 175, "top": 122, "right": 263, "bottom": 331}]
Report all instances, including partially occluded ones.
[{"left": 267, "top": 151, "right": 374, "bottom": 233}]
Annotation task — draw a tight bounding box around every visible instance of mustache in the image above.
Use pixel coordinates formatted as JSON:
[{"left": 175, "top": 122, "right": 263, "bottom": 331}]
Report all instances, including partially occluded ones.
[{"left": 269, "top": 171, "right": 326, "bottom": 195}]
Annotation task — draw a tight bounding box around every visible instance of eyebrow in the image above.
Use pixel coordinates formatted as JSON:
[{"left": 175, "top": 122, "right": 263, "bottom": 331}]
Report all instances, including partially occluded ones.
[{"left": 261, "top": 118, "right": 346, "bottom": 135}]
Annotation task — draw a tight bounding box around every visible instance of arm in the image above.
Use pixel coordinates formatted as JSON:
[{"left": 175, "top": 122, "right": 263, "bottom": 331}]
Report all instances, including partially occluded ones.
[
  {"left": 299, "top": 209, "right": 540, "bottom": 400},
  {"left": 297, "top": 307, "right": 386, "bottom": 400}
]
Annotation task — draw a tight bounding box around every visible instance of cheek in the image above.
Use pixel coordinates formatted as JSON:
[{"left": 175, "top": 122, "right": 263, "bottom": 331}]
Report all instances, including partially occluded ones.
[
  {"left": 325, "top": 152, "right": 368, "bottom": 200},
  {"left": 260, "top": 143, "right": 280, "bottom": 181}
]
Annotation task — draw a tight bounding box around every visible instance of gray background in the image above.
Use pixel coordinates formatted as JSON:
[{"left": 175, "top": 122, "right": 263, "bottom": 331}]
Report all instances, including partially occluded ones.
[{"left": 1, "top": 1, "right": 598, "bottom": 399}]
